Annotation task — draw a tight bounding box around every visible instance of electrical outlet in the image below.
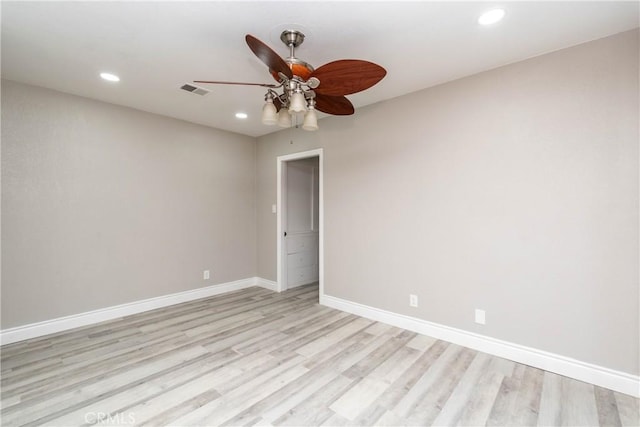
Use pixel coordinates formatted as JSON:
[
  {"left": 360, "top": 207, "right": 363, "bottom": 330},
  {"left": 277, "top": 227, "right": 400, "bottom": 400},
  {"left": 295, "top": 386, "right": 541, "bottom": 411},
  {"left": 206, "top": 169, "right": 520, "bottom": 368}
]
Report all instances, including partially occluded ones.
[
  {"left": 475, "top": 309, "right": 486, "bottom": 325},
  {"left": 203, "top": 270, "right": 210, "bottom": 280},
  {"left": 409, "top": 294, "right": 418, "bottom": 307}
]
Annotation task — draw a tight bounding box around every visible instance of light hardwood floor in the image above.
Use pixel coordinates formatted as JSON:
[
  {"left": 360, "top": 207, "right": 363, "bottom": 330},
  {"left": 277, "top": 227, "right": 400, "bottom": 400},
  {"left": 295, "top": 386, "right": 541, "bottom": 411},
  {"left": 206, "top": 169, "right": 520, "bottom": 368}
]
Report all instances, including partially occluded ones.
[{"left": 1, "top": 284, "right": 638, "bottom": 426}]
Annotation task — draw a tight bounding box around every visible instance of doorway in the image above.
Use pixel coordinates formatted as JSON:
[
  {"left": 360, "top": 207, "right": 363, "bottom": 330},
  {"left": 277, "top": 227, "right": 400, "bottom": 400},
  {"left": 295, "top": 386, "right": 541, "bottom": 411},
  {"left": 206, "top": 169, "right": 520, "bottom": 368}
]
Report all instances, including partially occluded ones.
[{"left": 277, "top": 149, "right": 323, "bottom": 299}]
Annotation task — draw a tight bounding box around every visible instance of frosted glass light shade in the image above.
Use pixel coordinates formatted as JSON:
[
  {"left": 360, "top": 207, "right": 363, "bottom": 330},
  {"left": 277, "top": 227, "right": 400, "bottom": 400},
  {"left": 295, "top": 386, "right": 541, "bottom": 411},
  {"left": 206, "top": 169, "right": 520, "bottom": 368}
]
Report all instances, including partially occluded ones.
[
  {"left": 288, "top": 92, "right": 307, "bottom": 113},
  {"left": 261, "top": 100, "right": 278, "bottom": 125},
  {"left": 277, "top": 108, "right": 292, "bottom": 128},
  {"left": 302, "top": 108, "right": 318, "bottom": 131}
]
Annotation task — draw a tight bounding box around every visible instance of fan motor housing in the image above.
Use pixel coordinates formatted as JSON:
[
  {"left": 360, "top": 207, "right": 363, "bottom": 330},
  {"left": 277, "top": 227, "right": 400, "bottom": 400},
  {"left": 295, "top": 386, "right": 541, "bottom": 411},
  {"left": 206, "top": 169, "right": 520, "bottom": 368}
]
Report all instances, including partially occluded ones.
[{"left": 271, "top": 57, "right": 314, "bottom": 82}]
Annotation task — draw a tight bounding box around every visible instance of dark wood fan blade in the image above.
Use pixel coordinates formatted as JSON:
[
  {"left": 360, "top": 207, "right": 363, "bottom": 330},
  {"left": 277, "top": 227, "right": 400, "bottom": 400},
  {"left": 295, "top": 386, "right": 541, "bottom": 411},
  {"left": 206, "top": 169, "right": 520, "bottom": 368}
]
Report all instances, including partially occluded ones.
[
  {"left": 315, "top": 94, "right": 354, "bottom": 116},
  {"left": 194, "top": 80, "right": 279, "bottom": 88},
  {"left": 245, "top": 35, "right": 293, "bottom": 80},
  {"left": 311, "top": 60, "right": 386, "bottom": 96}
]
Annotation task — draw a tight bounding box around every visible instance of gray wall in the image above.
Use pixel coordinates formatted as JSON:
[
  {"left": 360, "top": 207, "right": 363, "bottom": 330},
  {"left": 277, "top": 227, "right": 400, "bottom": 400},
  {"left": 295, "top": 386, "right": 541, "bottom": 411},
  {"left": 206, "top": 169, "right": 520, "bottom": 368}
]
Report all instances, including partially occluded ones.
[
  {"left": 256, "top": 30, "right": 639, "bottom": 375},
  {"left": 1, "top": 80, "right": 257, "bottom": 328}
]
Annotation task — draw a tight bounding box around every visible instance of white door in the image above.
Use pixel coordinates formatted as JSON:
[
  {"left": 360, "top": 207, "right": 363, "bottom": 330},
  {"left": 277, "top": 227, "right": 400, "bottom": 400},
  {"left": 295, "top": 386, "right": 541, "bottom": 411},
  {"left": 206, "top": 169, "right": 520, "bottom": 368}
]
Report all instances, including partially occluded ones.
[{"left": 285, "top": 158, "right": 319, "bottom": 288}]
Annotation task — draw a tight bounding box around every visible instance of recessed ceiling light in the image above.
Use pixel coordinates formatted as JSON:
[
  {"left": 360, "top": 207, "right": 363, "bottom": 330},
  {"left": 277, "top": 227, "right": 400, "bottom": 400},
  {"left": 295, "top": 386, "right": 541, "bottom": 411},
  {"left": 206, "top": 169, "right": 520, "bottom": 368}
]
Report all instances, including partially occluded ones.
[
  {"left": 235, "top": 112, "right": 248, "bottom": 119},
  {"left": 100, "top": 72, "right": 120, "bottom": 82},
  {"left": 478, "top": 9, "right": 505, "bottom": 26}
]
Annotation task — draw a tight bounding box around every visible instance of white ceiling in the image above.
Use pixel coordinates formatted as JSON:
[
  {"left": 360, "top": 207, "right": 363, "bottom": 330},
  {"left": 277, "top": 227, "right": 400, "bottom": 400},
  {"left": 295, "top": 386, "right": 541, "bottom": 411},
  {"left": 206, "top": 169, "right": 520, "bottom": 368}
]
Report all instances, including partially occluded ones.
[{"left": 2, "top": 1, "right": 638, "bottom": 137}]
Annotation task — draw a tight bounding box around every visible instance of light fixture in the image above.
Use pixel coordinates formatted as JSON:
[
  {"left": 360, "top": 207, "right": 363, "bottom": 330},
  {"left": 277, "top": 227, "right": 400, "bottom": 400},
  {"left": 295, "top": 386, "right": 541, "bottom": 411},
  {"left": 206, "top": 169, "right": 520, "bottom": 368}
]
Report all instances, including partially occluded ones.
[
  {"left": 277, "top": 107, "right": 292, "bottom": 128},
  {"left": 235, "top": 112, "right": 248, "bottom": 119},
  {"left": 288, "top": 87, "right": 307, "bottom": 114},
  {"left": 100, "top": 72, "right": 120, "bottom": 82},
  {"left": 261, "top": 93, "right": 278, "bottom": 125},
  {"left": 478, "top": 9, "right": 505, "bottom": 26},
  {"left": 302, "top": 101, "right": 318, "bottom": 131},
  {"left": 262, "top": 86, "right": 319, "bottom": 131}
]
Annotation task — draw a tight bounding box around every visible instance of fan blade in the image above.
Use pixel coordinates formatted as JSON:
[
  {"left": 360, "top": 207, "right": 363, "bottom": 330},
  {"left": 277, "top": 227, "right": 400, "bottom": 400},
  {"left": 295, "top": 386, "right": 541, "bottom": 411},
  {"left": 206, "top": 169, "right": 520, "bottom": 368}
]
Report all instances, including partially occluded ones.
[
  {"left": 311, "top": 60, "right": 386, "bottom": 96},
  {"left": 245, "top": 35, "right": 293, "bottom": 80},
  {"left": 315, "top": 94, "right": 354, "bottom": 116},
  {"left": 194, "top": 80, "right": 279, "bottom": 88}
]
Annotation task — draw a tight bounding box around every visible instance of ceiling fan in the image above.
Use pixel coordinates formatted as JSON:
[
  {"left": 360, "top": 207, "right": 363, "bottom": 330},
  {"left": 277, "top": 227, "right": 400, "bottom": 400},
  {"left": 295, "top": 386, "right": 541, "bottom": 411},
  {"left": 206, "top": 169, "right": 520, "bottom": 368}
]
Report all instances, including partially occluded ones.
[{"left": 195, "top": 30, "right": 386, "bottom": 131}]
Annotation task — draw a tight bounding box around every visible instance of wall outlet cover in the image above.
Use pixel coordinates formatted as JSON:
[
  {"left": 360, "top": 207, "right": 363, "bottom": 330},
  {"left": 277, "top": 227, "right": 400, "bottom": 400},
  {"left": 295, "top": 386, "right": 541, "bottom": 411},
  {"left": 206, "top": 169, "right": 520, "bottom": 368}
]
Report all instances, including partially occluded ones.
[{"left": 409, "top": 294, "right": 418, "bottom": 307}]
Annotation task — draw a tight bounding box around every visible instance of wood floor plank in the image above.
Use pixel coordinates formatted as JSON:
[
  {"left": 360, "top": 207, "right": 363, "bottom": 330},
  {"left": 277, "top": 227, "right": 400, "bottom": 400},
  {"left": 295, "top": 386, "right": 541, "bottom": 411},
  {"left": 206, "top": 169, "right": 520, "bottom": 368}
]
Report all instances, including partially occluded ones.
[
  {"left": 538, "top": 371, "right": 564, "bottom": 426},
  {"left": 323, "top": 411, "right": 351, "bottom": 426},
  {"left": 4, "top": 294, "right": 308, "bottom": 402},
  {"left": 595, "top": 386, "right": 623, "bottom": 427},
  {"left": 0, "top": 284, "right": 636, "bottom": 427},
  {"left": 274, "top": 374, "right": 354, "bottom": 426},
  {"left": 44, "top": 365, "right": 237, "bottom": 426},
  {"left": 363, "top": 321, "right": 394, "bottom": 337},
  {"left": 223, "top": 362, "right": 341, "bottom": 425},
  {"left": 487, "top": 363, "right": 528, "bottom": 426},
  {"left": 1, "top": 287, "right": 270, "bottom": 362},
  {"left": 432, "top": 352, "right": 493, "bottom": 426},
  {"left": 295, "top": 317, "right": 373, "bottom": 358},
  {"left": 507, "top": 366, "right": 545, "bottom": 426},
  {"left": 342, "top": 330, "right": 415, "bottom": 380},
  {"left": 615, "top": 391, "right": 640, "bottom": 427},
  {"left": 406, "top": 333, "right": 438, "bottom": 352},
  {"left": 375, "top": 339, "right": 450, "bottom": 411},
  {"left": 352, "top": 404, "right": 391, "bottom": 426},
  {"left": 3, "top": 345, "right": 209, "bottom": 425},
  {"left": 563, "top": 379, "right": 601, "bottom": 426},
  {"left": 300, "top": 330, "right": 378, "bottom": 371},
  {"left": 138, "top": 388, "right": 222, "bottom": 427},
  {"left": 3, "top": 328, "right": 194, "bottom": 400},
  {"left": 304, "top": 326, "right": 407, "bottom": 377},
  {"left": 374, "top": 408, "right": 406, "bottom": 426},
  {"left": 170, "top": 356, "right": 309, "bottom": 426},
  {"left": 404, "top": 347, "right": 477, "bottom": 425},
  {"left": 456, "top": 363, "right": 505, "bottom": 426},
  {"left": 201, "top": 305, "right": 331, "bottom": 355},
  {"left": 223, "top": 328, "right": 409, "bottom": 426},
  {"left": 392, "top": 343, "right": 467, "bottom": 419},
  {"left": 367, "top": 345, "right": 421, "bottom": 385},
  {"left": 330, "top": 377, "right": 389, "bottom": 420}
]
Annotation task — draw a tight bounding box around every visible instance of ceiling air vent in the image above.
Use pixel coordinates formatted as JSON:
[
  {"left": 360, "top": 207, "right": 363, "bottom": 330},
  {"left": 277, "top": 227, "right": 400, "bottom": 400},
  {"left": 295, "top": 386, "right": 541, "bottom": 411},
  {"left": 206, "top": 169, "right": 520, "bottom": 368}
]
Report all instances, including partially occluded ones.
[{"left": 180, "top": 83, "right": 210, "bottom": 96}]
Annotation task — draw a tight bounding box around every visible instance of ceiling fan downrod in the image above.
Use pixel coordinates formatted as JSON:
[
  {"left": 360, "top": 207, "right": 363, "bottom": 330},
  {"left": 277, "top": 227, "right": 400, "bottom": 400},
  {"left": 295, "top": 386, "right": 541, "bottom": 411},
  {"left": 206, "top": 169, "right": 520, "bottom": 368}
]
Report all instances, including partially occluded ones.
[
  {"left": 280, "top": 29, "right": 305, "bottom": 59},
  {"left": 275, "top": 30, "right": 315, "bottom": 84}
]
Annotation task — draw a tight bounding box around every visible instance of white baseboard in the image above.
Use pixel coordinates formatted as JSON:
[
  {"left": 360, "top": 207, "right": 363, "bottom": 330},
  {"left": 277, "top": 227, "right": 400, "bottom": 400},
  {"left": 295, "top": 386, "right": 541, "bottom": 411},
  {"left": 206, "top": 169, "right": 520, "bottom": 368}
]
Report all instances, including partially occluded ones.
[
  {"left": 255, "top": 277, "right": 278, "bottom": 292},
  {"left": 320, "top": 294, "right": 640, "bottom": 398},
  {"left": 1, "top": 277, "right": 271, "bottom": 346}
]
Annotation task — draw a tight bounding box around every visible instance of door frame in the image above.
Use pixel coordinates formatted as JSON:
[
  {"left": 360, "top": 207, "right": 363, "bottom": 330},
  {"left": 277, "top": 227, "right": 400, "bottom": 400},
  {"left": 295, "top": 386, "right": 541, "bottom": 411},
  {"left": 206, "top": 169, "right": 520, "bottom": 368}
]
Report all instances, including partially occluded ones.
[{"left": 277, "top": 148, "right": 324, "bottom": 296}]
